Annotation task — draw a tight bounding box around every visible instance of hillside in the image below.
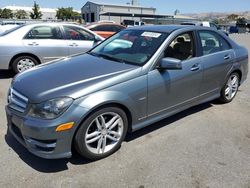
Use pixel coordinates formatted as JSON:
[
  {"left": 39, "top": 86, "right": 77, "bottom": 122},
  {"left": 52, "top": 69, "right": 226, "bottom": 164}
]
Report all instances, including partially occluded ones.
[{"left": 185, "top": 11, "right": 250, "bottom": 20}]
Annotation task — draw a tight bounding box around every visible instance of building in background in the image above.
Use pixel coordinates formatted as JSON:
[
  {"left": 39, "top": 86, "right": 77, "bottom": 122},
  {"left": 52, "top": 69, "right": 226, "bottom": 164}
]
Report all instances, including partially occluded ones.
[
  {"left": 81, "top": 1, "right": 196, "bottom": 25},
  {"left": 143, "top": 14, "right": 197, "bottom": 25},
  {"left": 81, "top": 1, "right": 156, "bottom": 24}
]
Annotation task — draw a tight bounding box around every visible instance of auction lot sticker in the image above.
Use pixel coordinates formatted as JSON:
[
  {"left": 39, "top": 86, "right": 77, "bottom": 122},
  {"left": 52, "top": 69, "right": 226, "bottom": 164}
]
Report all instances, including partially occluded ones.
[{"left": 141, "top": 32, "right": 162, "bottom": 38}]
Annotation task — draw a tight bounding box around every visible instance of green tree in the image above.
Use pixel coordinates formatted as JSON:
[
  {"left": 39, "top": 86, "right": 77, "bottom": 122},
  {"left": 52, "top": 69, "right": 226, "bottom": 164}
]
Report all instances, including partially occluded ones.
[
  {"left": 56, "top": 7, "right": 81, "bottom": 21},
  {"left": 236, "top": 17, "right": 247, "bottom": 25},
  {"left": 212, "top": 18, "right": 219, "bottom": 25},
  {"left": 15, "top": 9, "right": 27, "bottom": 19},
  {"left": 30, "top": 1, "right": 43, "bottom": 19},
  {"left": 227, "top": 14, "right": 239, "bottom": 21},
  {"left": 174, "top": 9, "right": 180, "bottom": 15},
  {"left": 0, "top": 8, "right": 13, "bottom": 19}
]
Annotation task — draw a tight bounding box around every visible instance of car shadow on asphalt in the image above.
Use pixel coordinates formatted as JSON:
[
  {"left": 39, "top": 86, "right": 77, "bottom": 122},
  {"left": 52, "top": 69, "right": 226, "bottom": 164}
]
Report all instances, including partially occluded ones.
[
  {"left": 0, "top": 70, "right": 15, "bottom": 79},
  {"left": 4, "top": 130, "right": 94, "bottom": 173},
  {"left": 4, "top": 101, "right": 213, "bottom": 173}
]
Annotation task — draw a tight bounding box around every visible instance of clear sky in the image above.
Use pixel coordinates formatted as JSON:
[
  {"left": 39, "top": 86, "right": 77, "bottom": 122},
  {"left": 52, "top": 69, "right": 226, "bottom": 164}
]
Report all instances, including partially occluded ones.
[{"left": 0, "top": 0, "right": 249, "bottom": 14}]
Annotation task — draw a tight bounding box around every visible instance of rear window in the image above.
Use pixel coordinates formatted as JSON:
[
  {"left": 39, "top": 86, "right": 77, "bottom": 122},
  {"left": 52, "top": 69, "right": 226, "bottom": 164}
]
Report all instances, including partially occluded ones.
[
  {"left": 90, "top": 25, "right": 124, "bottom": 32},
  {"left": 0, "top": 25, "right": 24, "bottom": 36}
]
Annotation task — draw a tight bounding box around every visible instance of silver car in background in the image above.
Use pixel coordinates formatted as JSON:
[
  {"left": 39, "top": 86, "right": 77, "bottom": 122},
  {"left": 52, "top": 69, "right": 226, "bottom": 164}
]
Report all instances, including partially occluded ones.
[{"left": 0, "top": 23, "right": 103, "bottom": 73}]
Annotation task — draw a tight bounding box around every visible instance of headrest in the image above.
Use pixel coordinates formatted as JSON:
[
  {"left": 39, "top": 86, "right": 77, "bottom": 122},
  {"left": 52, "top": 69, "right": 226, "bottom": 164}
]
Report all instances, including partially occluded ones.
[
  {"left": 205, "top": 39, "right": 216, "bottom": 47},
  {"left": 177, "top": 37, "right": 185, "bottom": 43},
  {"left": 179, "top": 42, "right": 191, "bottom": 54}
]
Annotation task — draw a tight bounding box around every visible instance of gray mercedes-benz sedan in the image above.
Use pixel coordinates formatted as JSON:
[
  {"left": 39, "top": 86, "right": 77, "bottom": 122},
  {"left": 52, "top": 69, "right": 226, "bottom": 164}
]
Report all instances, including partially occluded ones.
[{"left": 6, "top": 25, "right": 248, "bottom": 160}]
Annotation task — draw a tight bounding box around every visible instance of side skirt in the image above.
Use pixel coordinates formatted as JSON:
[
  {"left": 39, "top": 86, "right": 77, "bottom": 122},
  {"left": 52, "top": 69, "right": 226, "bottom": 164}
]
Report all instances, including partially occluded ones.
[{"left": 131, "top": 92, "right": 220, "bottom": 132}]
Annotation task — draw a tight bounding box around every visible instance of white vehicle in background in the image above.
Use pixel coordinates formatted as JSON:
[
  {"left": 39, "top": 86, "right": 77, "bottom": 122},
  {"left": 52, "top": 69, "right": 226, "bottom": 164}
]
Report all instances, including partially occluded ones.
[
  {"left": 122, "top": 20, "right": 145, "bottom": 27},
  {"left": 181, "top": 21, "right": 219, "bottom": 28},
  {"left": 181, "top": 21, "right": 229, "bottom": 36},
  {"left": 0, "top": 23, "right": 103, "bottom": 73},
  {"left": 200, "top": 21, "right": 217, "bottom": 28}
]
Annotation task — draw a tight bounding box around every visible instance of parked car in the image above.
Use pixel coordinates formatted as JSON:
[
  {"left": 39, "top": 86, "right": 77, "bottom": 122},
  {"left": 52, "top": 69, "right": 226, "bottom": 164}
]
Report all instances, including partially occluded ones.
[
  {"left": 0, "top": 23, "right": 103, "bottom": 73},
  {"left": 6, "top": 25, "right": 248, "bottom": 160},
  {"left": 86, "top": 22, "right": 126, "bottom": 38},
  {"left": 122, "top": 19, "right": 145, "bottom": 27},
  {"left": 229, "top": 26, "right": 239, "bottom": 34},
  {"left": 181, "top": 21, "right": 217, "bottom": 28}
]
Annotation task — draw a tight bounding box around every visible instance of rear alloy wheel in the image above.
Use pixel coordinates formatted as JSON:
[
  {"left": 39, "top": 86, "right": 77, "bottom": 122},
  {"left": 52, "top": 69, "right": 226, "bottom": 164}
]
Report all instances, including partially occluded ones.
[
  {"left": 219, "top": 72, "right": 240, "bottom": 103},
  {"left": 12, "top": 56, "right": 38, "bottom": 74},
  {"left": 75, "top": 107, "right": 128, "bottom": 160}
]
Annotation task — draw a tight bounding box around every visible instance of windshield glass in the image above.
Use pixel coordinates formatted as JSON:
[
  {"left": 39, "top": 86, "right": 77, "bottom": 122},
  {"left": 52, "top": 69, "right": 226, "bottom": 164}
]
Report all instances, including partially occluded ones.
[
  {"left": 90, "top": 29, "right": 168, "bottom": 66},
  {"left": 0, "top": 25, "right": 24, "bottom": 36}
]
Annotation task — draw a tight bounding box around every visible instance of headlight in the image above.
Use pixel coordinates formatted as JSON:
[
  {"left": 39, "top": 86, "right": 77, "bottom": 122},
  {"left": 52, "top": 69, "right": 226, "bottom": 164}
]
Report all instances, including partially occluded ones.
[{"left": 28, "top": 97, "right": 73, "bottom": 119}]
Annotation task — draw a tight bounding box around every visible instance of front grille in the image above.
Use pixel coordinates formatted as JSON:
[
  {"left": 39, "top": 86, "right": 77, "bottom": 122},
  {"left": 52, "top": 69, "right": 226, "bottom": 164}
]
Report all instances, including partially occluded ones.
[{"left": 8, "top": 88, "right": 28, "bottom": 113}]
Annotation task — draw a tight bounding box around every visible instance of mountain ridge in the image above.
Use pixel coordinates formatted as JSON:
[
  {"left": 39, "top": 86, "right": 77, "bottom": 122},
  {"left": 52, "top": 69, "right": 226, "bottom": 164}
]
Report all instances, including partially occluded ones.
[{"left": 184, "top": 11, "right": 250, "bottom": 20}]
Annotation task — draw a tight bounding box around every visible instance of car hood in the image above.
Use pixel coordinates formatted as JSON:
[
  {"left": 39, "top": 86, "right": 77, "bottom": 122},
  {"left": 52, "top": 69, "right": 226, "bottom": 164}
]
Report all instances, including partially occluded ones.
[{"left": 12, "top": 54, "right": 139, "bottom": 103}]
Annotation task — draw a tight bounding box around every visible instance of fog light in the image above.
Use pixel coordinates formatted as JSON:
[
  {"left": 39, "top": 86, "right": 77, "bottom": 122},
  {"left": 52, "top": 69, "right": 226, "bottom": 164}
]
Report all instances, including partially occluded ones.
[{"left": 56, "top": 122, "right": 74, "bottom": 132}]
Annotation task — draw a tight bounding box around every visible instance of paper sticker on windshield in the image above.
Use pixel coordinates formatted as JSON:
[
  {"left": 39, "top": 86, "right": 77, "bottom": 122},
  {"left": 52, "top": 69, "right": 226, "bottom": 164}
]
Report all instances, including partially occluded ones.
[{"left": 141, "top": 32, "right": 162, "bottom": 38}]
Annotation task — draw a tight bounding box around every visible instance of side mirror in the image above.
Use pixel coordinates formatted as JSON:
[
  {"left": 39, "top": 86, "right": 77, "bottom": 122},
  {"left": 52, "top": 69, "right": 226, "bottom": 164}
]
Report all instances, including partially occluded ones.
[{"left": 158, "top": 57, "right": 182, "bottom": 70}]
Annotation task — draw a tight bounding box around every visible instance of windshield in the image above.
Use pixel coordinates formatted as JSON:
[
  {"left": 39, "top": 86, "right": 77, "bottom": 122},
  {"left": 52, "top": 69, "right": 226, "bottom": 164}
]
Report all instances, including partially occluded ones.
[
  {"left": 89, "top": 29, "right": 168, "bottom": 66},
  {"left": 0, "top": 25, "right": 24, "bottom": 36}
]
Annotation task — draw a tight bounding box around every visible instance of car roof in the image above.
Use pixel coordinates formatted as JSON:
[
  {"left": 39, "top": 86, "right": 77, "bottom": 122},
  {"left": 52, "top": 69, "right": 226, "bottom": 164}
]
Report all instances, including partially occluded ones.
[
  {"left": 24, "top": 22, "right": 81, "bottom": 27},
  {"left": 86, "top": 22, "right": 125, "bottom": 28},
  {"left": 125, "top": 25, "right": 199, "bottom": 33}
]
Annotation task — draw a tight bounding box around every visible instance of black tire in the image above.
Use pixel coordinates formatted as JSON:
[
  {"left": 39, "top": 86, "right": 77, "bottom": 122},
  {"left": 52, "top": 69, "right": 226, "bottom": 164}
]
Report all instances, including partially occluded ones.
[
  {"left": 74, "top": 106, "right": 128, "bottom": 160},
  {"left": 219, "top": 72, "right": 240, "bottom": 103},
  {"left": 12, "top": 56, "right": 39, "bottom": 74}
]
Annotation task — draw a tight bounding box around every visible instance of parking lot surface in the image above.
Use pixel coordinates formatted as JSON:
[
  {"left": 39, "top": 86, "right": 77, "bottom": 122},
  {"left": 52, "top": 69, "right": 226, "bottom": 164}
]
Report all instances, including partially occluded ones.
[{"left": 0, "top": 34, "right": 249, "bottom": 188}]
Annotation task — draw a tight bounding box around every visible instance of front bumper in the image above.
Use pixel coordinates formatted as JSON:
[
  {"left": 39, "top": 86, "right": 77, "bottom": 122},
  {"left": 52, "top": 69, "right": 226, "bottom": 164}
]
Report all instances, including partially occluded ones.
[{"left": 5, "top": 103, "right": 89, "bottom": 159}]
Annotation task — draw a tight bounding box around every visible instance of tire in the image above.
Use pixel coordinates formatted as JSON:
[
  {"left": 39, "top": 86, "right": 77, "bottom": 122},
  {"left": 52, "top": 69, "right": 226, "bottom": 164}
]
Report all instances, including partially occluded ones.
[
  {"left": 75, "top": 106, "right": 128, "bottom": 160},
  {"left": 12, "top": 56, "right": 39, "bottom": 74},
  {"left": 219, "top": 72, "right": 240, "bottom": 103}
]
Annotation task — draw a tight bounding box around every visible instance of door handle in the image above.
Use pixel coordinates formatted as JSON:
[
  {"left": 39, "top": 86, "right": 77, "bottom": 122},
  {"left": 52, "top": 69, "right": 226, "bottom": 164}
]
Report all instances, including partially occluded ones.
[
  {"left": 224, "top": 54, "right": 231, "bottom": 60},
  {"left": 28, "top": 42, "right": 39, "bottom": 46},
  {"left": 69, "top": 43, "right": 78, "bottom": 47},
  {"left": 190, "top": 63, "right": 200, "bottom": 71}
]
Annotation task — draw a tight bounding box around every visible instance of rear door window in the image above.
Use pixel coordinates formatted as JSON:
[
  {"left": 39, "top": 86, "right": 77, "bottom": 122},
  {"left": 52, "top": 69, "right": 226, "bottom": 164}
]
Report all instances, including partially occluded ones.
[
  {"left": 113, "top": 25, "right": 124, "bottom": 32},
  {"left": 198, "top": 31, "right": 231, "bottom": 55},
  {"left": 25, "top": 26, "right": 63, "bottom": 39},
  {"left": 91, "top": 25, "right": 124, "bottom": 32},
  {"left": 94, "top": 25, "right": 114, "bottom": 32}
]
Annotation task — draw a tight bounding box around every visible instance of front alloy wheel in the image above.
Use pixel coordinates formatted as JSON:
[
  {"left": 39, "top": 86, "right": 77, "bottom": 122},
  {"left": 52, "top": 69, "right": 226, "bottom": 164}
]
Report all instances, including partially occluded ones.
[{"left": 75, "top": 107, "right": 128, "bottom": 160}]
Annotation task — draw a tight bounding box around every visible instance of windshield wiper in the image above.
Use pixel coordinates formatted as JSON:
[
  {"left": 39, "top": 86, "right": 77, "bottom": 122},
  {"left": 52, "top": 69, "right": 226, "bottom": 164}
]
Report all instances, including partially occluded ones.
[
  {"left": 88, "top": 52, "right": 135, "bottom": 65},
  {"left": 87, "top": 52, "right": 119, "bottom": 62},
  {"left": 98, "top": 53, "right": 125, "bottom": 63},
  {"left": 87, "top": 51, "right": 100, "bottom": 57}
]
